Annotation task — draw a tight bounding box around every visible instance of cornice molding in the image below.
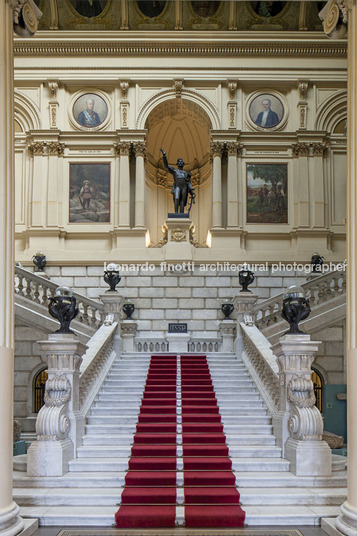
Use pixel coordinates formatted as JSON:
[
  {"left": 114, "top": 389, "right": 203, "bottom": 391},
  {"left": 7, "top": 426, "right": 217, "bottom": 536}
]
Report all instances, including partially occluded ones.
[{"left": 13, "top": 36, "right": 347, "bottom": 58}]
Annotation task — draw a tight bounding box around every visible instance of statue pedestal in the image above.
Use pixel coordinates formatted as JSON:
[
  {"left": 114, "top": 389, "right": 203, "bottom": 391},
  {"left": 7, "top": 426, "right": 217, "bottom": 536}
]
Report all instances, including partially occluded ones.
[{"left": 163, "top": 218, "right": 194, "bottom": 261}]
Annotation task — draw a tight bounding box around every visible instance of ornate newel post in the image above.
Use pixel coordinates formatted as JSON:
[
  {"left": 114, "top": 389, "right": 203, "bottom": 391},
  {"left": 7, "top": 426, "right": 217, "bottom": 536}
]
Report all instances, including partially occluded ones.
[
  {"left": 272, "top": 334, "right": 331, "bottom": 475},
  {"left": 0, "top": 1, "right": 41, "bottom": 534},
  {"left": 233, "top": 271, "right": 258, "bottom": 356},
  {"left": 121, "top": 302, "right": 137, "bottom": 352},
  {"left": 100, "top": 263, "right": 124, "bottom": 354},
  {"left": 27, "top": 334, "right": 87, "bottom": 476},
  {"left": 219, "top": 301, "right": 236, "bottom": 352}
]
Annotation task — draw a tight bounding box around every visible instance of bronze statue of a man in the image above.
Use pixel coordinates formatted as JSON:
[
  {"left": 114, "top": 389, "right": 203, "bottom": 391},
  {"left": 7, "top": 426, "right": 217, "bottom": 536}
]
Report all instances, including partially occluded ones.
[{"left": 160, "top": 148, "right": 195, "bottom": 214}]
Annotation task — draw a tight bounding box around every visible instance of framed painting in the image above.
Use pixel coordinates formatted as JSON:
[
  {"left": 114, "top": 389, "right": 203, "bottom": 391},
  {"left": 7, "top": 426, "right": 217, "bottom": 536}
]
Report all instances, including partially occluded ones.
[
  {"left": 69, "top": 163, "right": 110, "bottom": 223},
  {"left": 246, "top": 163, "right": 288, "bottom": 224},
  {"left": 246, "top": 91, "right": 288, "bottom": 131},
  {"left": 70, "top": 90, "right": 110, "bottom": 131}
]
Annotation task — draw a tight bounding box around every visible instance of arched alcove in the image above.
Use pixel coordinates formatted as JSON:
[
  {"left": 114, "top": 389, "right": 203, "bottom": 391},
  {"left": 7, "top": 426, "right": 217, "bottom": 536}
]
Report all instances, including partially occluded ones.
[
  {"left": 315, "top": 90, "right": 347, "bottom": 133},
  {"left": 144, "top": 98, "right": 213, "bottom": 244},
  {"left": 14, "top": 90, "right": 42, "bottom": 132}
]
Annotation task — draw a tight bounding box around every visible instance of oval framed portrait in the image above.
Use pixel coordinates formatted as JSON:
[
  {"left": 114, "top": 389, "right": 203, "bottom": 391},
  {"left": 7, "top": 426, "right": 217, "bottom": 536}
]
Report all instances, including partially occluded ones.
[
  {"left": 246, "top": 91, "right": 288, "bottom": 132},
  {"left": 69, "top": 90, "right": 111, "bottom": 131}
]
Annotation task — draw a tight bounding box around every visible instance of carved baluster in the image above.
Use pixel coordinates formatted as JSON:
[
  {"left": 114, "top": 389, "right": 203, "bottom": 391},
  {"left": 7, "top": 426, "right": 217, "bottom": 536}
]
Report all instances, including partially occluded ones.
[
  {"left": 90, "top": 307, "right": 97, "bottom": 327},
  {"left": 25, "top": 278, "right": 32, "bottom": 299},
  {"left": 82, "top": 303, "right": 89, "bottom": 325},
  {"left": 17, "top": 275, "right": 25, "bottom": 296}
]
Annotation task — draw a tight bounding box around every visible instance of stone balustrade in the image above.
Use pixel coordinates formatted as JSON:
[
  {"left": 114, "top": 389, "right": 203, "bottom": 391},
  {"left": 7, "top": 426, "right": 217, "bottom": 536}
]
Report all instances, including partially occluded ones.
[
  {"left": 15, "top": 265, "right": 105, "bottom": 329},
  {"left": 240, "top": 322, "right": 279, "bottom": 414},
  {"left": 254, "top": 269, "right": 346, "bottom": 330}
]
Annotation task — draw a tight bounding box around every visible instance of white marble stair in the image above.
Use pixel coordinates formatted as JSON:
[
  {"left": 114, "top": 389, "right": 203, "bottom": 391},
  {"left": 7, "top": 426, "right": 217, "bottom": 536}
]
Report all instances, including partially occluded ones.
[{"left": 14, "top": 351, "right": 347, "bottom": 527}]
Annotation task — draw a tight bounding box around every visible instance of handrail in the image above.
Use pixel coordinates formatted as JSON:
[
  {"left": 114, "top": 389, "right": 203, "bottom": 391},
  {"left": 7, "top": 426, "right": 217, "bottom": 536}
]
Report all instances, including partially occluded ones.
[
  {"left": 79, "top": 322, "right": 118, "bottom": 418},
  {"left": 253, "top": 269, "right": 346, "bottom": 330},
  {"left": 240, "top": 322, "right": 279, "bottom": 415},
  {"left": 15, "top": 265, "right": 105, "bottom": 329}
]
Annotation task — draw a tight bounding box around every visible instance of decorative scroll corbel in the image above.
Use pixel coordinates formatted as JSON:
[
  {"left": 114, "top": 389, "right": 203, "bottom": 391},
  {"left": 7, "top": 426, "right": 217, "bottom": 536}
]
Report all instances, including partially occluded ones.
[
  {"left": 8, "top": 0, "right": 42, "bottom": 37},
  {"left": 319, "top": 0, "right": 350, "bottom": 39},
  {"left": 36, "top": 374, "right": 71, "bottom": 441},
  {"left": 287, "top": 375, "right": 323, "bottom": 441}
]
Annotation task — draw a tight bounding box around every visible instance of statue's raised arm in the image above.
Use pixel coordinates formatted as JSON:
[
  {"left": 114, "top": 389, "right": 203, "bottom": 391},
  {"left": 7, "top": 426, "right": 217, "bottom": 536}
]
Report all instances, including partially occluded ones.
[{"left": 160, "top": 148, "right": 175, "bottom": 176}]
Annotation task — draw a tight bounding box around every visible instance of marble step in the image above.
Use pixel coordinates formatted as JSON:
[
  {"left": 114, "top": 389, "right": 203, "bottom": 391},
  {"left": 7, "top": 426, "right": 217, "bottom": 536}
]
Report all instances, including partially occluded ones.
[
  {"left": 68, "top": 457, "right": 289, "bottom": 472},
  {"left": 13, "top": 470, "right": 347, "bottom": 489},
  {"left": 92, "top": 398, "right": 264, "bottom": 407},
  {"left": 89, "top": 405, "right": 268, "bottom": 416},
  {"left": 14, "top": 486, "right": 346, "bottom": 508},
  {"left": 86, "top": 414, "right": 272, "bottom": 425},
  {"left": 76, "top": 444, "right": 281, "bottom": 459},
  {"left": 82, "top": 433, "right": 277, "bottom": 446},
  {"left": 84, "top": 423, "right": 273, "bottom": 434},
  {"left": 18, "top": 504, "right": 342, "bottom": 526}
]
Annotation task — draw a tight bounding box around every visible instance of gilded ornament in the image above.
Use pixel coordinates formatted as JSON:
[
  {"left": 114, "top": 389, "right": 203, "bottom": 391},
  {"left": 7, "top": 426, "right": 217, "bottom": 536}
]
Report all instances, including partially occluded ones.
[{"left": 171, "top": 228, "right": 186, "bottom": 242}]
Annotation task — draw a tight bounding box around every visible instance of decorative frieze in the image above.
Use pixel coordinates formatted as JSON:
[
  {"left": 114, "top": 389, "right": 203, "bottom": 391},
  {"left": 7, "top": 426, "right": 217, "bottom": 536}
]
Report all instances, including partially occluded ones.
[{"left": 121, "top": 103, "right": 129, "bottom": 128}]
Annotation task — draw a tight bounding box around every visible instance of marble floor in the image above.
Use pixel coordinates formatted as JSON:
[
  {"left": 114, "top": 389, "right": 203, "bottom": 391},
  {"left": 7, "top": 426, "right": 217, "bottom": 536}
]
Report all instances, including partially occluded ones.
[{"left": 30, "top": 526, "right": 330, "bottom": 536}]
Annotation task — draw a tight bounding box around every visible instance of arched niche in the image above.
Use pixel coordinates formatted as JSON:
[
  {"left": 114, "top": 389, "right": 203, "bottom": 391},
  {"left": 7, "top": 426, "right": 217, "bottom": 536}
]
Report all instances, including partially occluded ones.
[
  {"left": 14, "top": 90, "right": 42, "bottom": 132},
  {"left": 144, "top": 97, "right": 213, "bottom": 244},
  {"left": 315, "top": 90, "right": 347, "bottom": 133}
]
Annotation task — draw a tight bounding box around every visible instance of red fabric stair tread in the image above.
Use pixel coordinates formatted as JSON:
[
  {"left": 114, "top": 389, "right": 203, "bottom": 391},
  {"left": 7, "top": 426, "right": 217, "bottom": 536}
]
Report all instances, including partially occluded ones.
[
  {"left": 184, "top": 470, "right": 236, "bottom": 486},
  {"left": 183, "top": 444, "right": 228, "bottom": 456},
  {"left": 116, "top": 505, "right": 176, "bottom": 528},
  {"left": 131, "top": 445, "right": 176, "bottom": 456},
  {"left": 121, "top": 487, "right": 176, "bottom": 504},
  {"left": 183, "top": 456, "right": 232, "bottom": 470},
  {"left": 184, "top": 505, "right": 245, "bottom": 527},
  {"left": 129, "top": 456, "right": 176, "bottom": 470},
  {"left": 182, "top": 433, "right": 226, "bottom": 444},
  {"left": 125, "top": 470, "right": 177, "bottom": 486},
  {"left": 184, "top": 487, "right": 240, "bottom": 504}
]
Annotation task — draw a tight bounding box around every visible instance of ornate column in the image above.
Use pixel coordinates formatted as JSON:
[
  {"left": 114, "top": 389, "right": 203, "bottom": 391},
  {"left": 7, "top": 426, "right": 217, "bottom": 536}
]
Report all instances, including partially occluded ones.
[
  {"left": 210, "top": 141, "right": 224, "bottom": 228},
  {"left": 292, "top": 142, "right": 310, "bottom": 227},
  {"left": 116, "top": 141, "right": 131, "bottom": 227},
  {"left": 133, "top": 141, "right": 146, "bottom": 228},
  {"left": 226, "top": 141, "right": 242, "bottom": 228},
  {"left": 311, "top": 141, "right": 329, "bottom": 228},
  {"left": 0, "top": 1, "right": 40, "bottom": 533},
  {"left": 319, "top": 1, "right": 357, "bottom": 535}
]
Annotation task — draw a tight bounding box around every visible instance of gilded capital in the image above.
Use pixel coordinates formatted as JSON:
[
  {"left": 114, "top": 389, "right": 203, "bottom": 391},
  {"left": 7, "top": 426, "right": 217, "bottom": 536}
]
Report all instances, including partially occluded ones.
[
  {"left": 292, "top": 143, "right": 309, "bottom": 157},
  {"left": 114, "top": 141, "right": 131, "bottom": 156},
  {"left": 210, "top": 141, "right": 225, "bottom": 158},
  {"left": 132, "top": 141, "right": 146, "bottom": 158}
]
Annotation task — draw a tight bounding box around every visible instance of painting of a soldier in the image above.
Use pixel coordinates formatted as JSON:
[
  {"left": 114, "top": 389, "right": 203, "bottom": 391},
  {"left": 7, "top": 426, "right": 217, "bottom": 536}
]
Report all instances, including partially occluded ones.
[
  {"left": 69, "top": 163, "right": 110, "bottom": 223},
  {"left": 247, "top": 163, "right": 287, "bottom": 224}
]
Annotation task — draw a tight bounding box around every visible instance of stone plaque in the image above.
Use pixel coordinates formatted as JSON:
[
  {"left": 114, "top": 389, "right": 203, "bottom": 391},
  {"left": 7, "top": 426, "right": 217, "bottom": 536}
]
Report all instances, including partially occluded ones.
[{"left": 168, "top": 323, "right": 188, "bottom": 333}]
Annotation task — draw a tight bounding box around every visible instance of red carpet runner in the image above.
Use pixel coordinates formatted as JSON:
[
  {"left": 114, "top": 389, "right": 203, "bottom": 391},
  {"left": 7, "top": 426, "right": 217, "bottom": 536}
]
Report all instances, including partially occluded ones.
[
  {"left": 181, "top": 354, "right": 246, "bottom": 527},
  {"left": 115, "top": 354, "right": 177, "bottom": 528},
  {"left": 115, "top": 353, "right": 246, "bottom": 528}
]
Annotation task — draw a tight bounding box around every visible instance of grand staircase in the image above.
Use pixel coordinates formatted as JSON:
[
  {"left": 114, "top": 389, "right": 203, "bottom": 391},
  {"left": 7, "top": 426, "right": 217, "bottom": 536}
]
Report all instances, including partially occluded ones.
[{"left": 14, "top": 351, "right": 347, "bottom": 526}]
